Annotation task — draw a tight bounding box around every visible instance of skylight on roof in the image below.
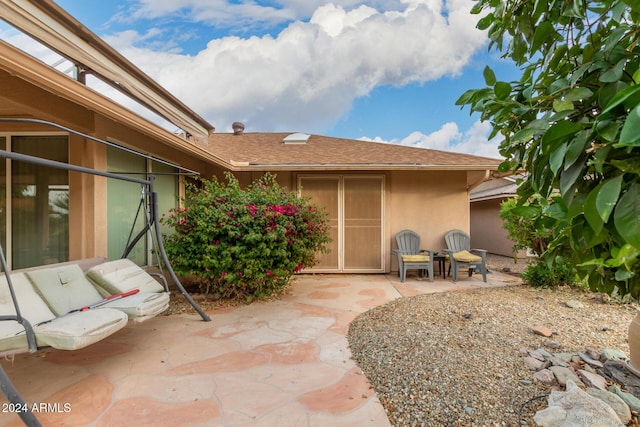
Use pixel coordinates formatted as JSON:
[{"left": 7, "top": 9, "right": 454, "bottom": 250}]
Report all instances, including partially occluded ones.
[{"left": 283, "top": 133, "right": 310, "bottom": 144}]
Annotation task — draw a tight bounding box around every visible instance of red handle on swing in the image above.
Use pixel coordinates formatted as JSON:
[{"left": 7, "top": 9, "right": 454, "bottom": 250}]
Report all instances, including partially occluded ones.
[
  {"left": 70, "top": 289, "right": 140, "bottom": 313},
  {"left": 102, "top": 289, "right": 140, "bottom": 302}
]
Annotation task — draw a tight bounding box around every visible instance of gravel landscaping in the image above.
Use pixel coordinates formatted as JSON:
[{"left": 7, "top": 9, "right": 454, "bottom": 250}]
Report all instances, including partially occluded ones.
[{"left": 347, "top": 284, "right": 638, "bottom": 426}]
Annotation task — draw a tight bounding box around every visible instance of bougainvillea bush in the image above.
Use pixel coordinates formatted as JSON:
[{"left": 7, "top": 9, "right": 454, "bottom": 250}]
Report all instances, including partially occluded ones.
[{"left": 161, "top": 173, "right": 331, "bottom": 300}]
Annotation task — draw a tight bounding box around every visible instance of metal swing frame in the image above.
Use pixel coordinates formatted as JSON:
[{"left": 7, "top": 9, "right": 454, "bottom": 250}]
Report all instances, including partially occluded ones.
[{"left": 0, "top": 118, "right": 211, "bottom": 426}]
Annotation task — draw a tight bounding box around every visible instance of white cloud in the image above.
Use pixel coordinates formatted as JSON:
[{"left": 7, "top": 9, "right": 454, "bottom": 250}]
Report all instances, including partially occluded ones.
[
  {"left": 120, "top": 0, "right": 296, "bottom": 31},
  {"left": 120, "top": 0, "right": 406, "bottom": 30},
  {"left": 2, "top": 2, "right": 493, "bottom": 146},
  {"left": 362, "top": 120, "right": 503, "bottom": 158},
  {"left": 0, "top": 26, "right": 66, "bottom": 69},
  {"left": 102, "top": 0, "right": 487, "bottom": 133}
]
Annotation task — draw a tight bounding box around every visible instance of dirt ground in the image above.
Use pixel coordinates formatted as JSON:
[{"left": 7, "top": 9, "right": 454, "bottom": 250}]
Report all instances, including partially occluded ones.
[{"left": 485, "top": 252, "right": 529, "bottom": 275}]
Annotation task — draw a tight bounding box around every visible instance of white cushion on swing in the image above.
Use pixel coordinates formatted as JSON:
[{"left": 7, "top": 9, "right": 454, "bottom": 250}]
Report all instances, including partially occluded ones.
[
  {"left": 86, "top": 259, "right": 165, "bottom": 294},
  {"left": 0, "top": 273, "right": 128, "bottom": 353},
  {"left": 25, "top": 264, "right": 103, "bottom": 316},
  {"left": 99, "top": 292, "right": 169, "bottom": 322},
  {"left": 0, "top": 272, "right": 55, "bottom": 353},
  {"left": 86, "top": 259, "right": 169, "bottom": 322},
  {"left": 34, "top": 309, "right": 128, "bottom": 350}
]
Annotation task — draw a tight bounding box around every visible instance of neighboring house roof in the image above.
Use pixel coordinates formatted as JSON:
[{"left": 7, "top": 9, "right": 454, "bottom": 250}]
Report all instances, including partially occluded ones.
[
  {"left": 205, "top": 132, "right": 502, "bottom": 171},
  {"left": 0, "top": 0, "right": 214, "bottom": 141},
  {"left": 470, "top": 175, "right": 524, "bottom": 202}
]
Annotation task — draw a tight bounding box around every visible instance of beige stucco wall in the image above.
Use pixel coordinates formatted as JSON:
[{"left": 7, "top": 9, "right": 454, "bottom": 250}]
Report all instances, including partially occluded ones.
[
  {"left": 470, "top": 198, "right": 528, "bottom": 258},
  {"left": 388, "top": 170, "right": 470, "bottom": 272},
  {"left": 0, "top": 69, "right": 224, "bottom": 263},
  {"left": 68, "top": 133, "right": 108, "bottom": 260},
  {"left": 228, "top": 170, "right": 472, "bottom": 274}
]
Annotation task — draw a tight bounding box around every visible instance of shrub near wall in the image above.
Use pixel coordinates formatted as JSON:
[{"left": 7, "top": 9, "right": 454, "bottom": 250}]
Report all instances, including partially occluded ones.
[{"left": 161, "top": 173, "right": 331, "bottom": 300}]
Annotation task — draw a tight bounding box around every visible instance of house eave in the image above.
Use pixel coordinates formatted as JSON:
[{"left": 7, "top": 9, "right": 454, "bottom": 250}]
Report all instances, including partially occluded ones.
[
  {"left": 225, "top": 163, "right": 501, "bottom": 172},
  {"left": 0, "top": 40, "right": 232, "bottom": 171},
  {"left": 470, "top": 193, "right": 517, "bottom": 203},
  {"left": 0, "top": 0, "right": 214, "bottom": 141}
]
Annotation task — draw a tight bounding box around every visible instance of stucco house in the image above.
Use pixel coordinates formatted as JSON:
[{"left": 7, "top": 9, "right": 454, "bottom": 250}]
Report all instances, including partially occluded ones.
[
  {"left": 470, "top": 175, "right": 529, "bottom": 259},
  {"left": 0, "top": 0, "right": 501, "bottom": 274}
]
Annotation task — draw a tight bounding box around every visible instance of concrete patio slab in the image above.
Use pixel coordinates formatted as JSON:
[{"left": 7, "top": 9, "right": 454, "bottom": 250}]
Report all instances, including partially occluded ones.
[{"left": 0, "top": 271, "right": 520, "bottom": 426}]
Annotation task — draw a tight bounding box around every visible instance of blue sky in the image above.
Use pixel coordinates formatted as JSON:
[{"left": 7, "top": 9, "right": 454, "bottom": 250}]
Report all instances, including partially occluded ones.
[{"left": 2, "top": 0, "right": 520, "bottom": 158}]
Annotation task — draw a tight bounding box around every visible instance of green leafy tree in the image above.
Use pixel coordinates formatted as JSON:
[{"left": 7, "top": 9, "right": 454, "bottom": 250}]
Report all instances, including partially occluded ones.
[
  {"left": 500, "top": 197, "right": 578, "bottom": 288},
  {"left": 458, "top": 1, "right": 640, "bottom": 296},
  {"left": 499, "top": 196, "right": 549, "bottom": 257},
  {"left": 161, "top": 172, "right": 331, "bottom": 300}
]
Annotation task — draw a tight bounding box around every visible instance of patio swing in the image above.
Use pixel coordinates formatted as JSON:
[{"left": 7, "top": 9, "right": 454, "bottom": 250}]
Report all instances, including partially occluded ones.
[{"left": 0, "top": 118, "right": 211, "bottom": 427}]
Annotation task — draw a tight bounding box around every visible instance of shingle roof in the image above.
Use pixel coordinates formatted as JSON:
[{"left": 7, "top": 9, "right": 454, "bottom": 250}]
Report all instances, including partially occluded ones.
[
  {"left": 470, "top": 175, "right": 524, "bottom": 201},
  {"left": 204, "top": 132, "right": 502, "bottom": 171}
]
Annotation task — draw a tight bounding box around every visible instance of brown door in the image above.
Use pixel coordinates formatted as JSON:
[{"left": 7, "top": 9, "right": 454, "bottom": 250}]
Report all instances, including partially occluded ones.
[{"left": 298, "top": 175, "right": 384, "bottom": 272}]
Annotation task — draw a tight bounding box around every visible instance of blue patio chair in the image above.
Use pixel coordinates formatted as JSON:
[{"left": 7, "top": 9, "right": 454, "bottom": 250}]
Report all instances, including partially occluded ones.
[
  {"left": 393, "top": 230, "right": 434, "bottom": 282},
  {"left": 443, "top": 229, "right": 487, "bottom": 282}
]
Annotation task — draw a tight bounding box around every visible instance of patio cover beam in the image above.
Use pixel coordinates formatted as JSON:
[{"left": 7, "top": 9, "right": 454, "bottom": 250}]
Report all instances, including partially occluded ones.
[{"left": 0, "top": 0, "right": 215, "bottom": 142}]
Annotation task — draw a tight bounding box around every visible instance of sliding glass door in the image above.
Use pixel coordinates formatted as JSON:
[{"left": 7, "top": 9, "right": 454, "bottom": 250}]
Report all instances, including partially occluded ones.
[
  {"left": 106, "top": 146, "right": 178, "bottom": 265},
  {"left": 11, "top": 136, "right": 69, "bottom": 269}
]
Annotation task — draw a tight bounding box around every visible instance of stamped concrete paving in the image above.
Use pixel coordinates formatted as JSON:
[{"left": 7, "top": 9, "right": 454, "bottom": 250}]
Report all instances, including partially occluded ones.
[{"left": 0, "top": 272, "right": 520, "bottom": 426}]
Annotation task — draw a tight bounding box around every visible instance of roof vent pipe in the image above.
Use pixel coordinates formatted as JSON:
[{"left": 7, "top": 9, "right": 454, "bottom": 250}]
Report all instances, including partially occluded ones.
[{"left": 232, "top": 122, "right": 245, "bottom": 135}]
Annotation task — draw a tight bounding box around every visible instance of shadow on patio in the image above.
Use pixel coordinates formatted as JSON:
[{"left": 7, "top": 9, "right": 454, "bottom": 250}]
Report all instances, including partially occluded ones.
[{"left": 0, "top": 271, "right": 521, "bottom": 427}]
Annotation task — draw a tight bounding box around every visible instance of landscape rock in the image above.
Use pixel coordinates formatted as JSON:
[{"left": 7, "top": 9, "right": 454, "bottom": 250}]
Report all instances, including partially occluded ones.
[
  {"left": 549, "top": 357, "right": 569, "bottom": 368},
  {"left": 549, "top": 366, "right": 585, "bottom": 388},
  {"left": 533, "top": 381, "right": 624, "bottom": 427},
  {"left": 602, "top": 360, "right": 640, "bottom": 398},
  {"left": 601, "top": 349, "right": 628, "bottom": 361},
  {"left": 578, "top": 351, "right": 604, "bottom": 368},
  {"left": 554, "top": 353, "right": 573, "bottom": 363},
  {"left": 521, "top": 345, "right": 640, "bottom": 424},
  {"left": 348, "top": 280, "right": 636, "bottom": 426},
  {"left": 546, "top": 340, "right": 561, "bottom": 349},
  {"left": 587, "top": 388, "right": 632, "bottom": 425},
  {"left": 529, "top": 349, "right": 546, "bottom": 362},
  {"left": 585, "top": 347, "right": 600, "bottom": 361},
  {"left": 534, "top": 369, "right": 556, "bottom": 385},
  {"left": 609, "top": 385, "right": 640, "bottom": 412},
  {"left": 532, "top": 325, "right": 553, "bottom": 337},
  {"left": 565, "top": 300, "right": 584, "bottom": 309},
  {"left": 524, "top": 356, "right": 546, "bottom": 371},
  {"left": 536, "top": 348, "right": 554, "bottom": 359},
  {"left": 577, "top": 370, "right": 607, "bottom": 390}
]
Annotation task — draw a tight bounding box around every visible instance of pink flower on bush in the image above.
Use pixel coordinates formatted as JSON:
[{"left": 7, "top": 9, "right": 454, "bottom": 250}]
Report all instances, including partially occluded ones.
[{"left": 160, "top": 172, "right": 331, "bottom": 301}]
